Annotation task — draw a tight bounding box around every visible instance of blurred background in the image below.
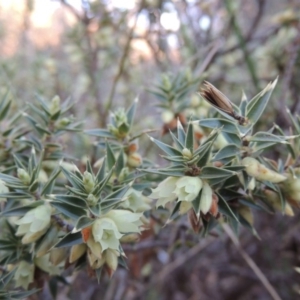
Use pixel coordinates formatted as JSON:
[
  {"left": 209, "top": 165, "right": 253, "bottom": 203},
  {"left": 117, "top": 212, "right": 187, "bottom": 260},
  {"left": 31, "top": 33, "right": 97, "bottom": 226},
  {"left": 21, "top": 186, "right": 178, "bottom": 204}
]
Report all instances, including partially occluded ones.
[{"left": 1, "top": 0, "right": 300, "bottom": 299}]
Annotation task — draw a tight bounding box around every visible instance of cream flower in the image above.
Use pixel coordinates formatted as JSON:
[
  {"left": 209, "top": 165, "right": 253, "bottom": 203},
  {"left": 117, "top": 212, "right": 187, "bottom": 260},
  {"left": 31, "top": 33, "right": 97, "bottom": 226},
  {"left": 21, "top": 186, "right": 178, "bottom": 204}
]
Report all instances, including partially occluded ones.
[
  {"left": 174, "top": 176, "right": 203, "bottom": 202},
  {"left": 104, "top": 210, "right": 143, "bottom": 233},
  {"left": 14, "top": 260, "right": 34, "bottom": 289},
  {"left": 120, "top": 188, "right": 151, "bottom": 212},
  {"left": 92, "top": 218, "right": 123, "bottom": 251},
  {"left": 150, "top": 177, "right": 178, "bottom": 207},
  {"left": 15, "top": 205, "right": 51, "bottom": 244}
]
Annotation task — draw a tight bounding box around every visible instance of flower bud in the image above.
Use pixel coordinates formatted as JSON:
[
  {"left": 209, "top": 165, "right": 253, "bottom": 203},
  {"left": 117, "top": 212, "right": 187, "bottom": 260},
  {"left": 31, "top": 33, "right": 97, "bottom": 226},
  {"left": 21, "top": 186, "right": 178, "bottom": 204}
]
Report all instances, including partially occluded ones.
[
  {"left": 248, "top": 177, "right": 256, "bottom": 190},
  {"left": 87, "top": 193, "right": 97, "bottom": 206},
  {"left": 14, "top": 260, "right": 34, "bottom": 289},
  {"left": 83, "top": 171, "right": 95, "bottom": 193},
  {"left": 50, "top": 248, "right": 67, "bottom": 266},
  {"left": 161, "top": 110, "right": 174, "bottom": 124},
  {"left": 17, "top": 168, "right": 31, "bottom": 185},
  {"left": 242, "top": 157, "right": 287, "bottom": 183},
  {"left": 87, "top": 249, "right": 105, "bottom": 269},
  {"left": 263, "top": 189, "right": 294, "bottom": 216},
  {"left": 69, "top": 244, "right": 87, "bottom": 263},
  {"left": 282, "top": 173, "right": 300, "bottom": 202},
  {"left": 105, "top": 249, "right": 119, "bottom": 277},
  {"left": 182, "top": 148, "right": 193, "bottom": 160},
  {"left": 0, "top": 179, "right": 9, "bottom": 202},
  {"left": 120, "top": 233, "right": 140, "bottom": 243},
  {"left": 200, "top": 181, "right": 213, "bottom": 214},
  {"left": 118, "top": 167, "right": 129, "bottom": 182},
  {"left": 49, "top": 95, "right": 60, "bottom": 115},
  {"left": 209, "top": 193, "right": 219, "bottom": 217},
  {"left": 55, "top": 117, "right": 71, "bottom": 129},
  {"left": 127, "top": 152, "right": 143, "bottom": 168}
]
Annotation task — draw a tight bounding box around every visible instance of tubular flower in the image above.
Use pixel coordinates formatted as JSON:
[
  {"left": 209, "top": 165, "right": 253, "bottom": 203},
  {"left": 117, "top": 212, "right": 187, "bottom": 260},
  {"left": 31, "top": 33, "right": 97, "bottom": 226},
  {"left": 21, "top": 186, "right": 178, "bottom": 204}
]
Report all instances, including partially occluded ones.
[
  {"left": 150, "top": 176, "right": 178, "bottom": 207},
  {"left": 120, "top": 188, "right": 151, "bottom": 212},
  {"left": 174, "top": 176, "right": 203, "bottom": 202},
  {"left": 15, "top": 205, "right": 51, "bottom": 244},
  {"left": 14, "top": 260, "right": 34, "bottom": 290},
  {"left": 92, "top": 210, "right": 143, "bottom": 252}
]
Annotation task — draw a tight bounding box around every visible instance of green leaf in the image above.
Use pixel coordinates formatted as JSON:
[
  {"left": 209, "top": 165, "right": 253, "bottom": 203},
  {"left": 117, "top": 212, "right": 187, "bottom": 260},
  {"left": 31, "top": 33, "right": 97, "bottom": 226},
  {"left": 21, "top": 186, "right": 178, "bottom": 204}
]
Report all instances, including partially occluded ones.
[
  {"left": 41, "top": 168, "right": 61, "bottom": 196},
  {"left": 126, "top": 98, "right": 138, "bottom": 129},
  {"left": 85, "top": 129, "right": 115, "bottom": 138},
  {"left": 51, "top": 202, "right": 86, "bottom": 220},
  {"left": 246, "top": 78, "right": 278, "bottom": 125},
  {"left": 55, "top": 232, "right": 82, "bottom": 248},
  {"left": 200, "top": 167, "right": 236, "bottom": 179},
  {"left": 169, "top": 130, "right": 184, "bottom": 150},
  {"left": 222, "top": 132, "right": 241, "bottom": 147},
  {"left": 249, "top": 132, "right": 289, "bottom": 143},
  {"left": 168, "top": 201, "right": 181, "bottom": 221},
  {"left": 75, "top": 216, "right": 95, "bottom": 230},
  {"left": 53, "top": 195, "right": 87, "bottom": 208},
  {"left": 217, "top": 192, "right": 239, "bottom": 222},
  {"left": 199, "top": 118, "right": 238, "bottom": 134},
  {"left": 185, "top": 122, "right": 194, "bottom": 151},
  {"left": 0, "top": 93, "right": 11, "bottom": 121},
  {"left": 213, "top": 144, "right": 240, "bottom": 161},
  {"left": 0, "top": 201, "right": 44, "bottom": 217},
  {"left": 191, "top": 190, "right": 202, "bottom": 216},
  {"left": 115, "top": 150, "right": 125, "bottom": 177},
  {"left": 0, "top": 268, "right": 17, "bottom": 289},
  {"left": 149, "top": 136, "right": 182, "bottom": 156},
  {"left": 95, "top": 157, "right": 106, "bottom": 183},
  {"left": 177, "top": 120, "right": 186, "bottom": 144},
  {"left": 106, "top": 142, "right": 116, "bottom": 170},
  {"left": 140, "top": 168, "right": 184, "bottom": 177}
]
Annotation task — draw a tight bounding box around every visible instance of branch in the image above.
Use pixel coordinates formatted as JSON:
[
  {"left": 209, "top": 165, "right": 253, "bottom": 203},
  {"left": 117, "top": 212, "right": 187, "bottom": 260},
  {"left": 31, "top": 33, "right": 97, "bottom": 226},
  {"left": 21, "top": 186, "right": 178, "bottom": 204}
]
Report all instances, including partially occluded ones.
[{"left": 105, "top": 0, "right": 146, "bottom": 117}]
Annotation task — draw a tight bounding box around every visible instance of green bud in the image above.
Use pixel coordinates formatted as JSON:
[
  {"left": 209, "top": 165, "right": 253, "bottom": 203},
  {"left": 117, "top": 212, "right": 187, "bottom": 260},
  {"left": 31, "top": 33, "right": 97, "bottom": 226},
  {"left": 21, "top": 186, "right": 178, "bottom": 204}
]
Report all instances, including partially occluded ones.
[
  {"left": 83, "top": 171, "right": 95, "bottom": 193},
  {"left": 87, "top": 193, "right": 97, "bottom": 206},
  {"left": 182, "top": 148, "right": 193, "bottom": 160},
  {"left": 55, "top": 117, "right": 71, "bottom": 129},
  {"left": 161, "top": 74, "right": 171, "bottom": 90},
  {"left": 49, "top": 95, "right": 60, "bottom": 115},
  {"left": 17, "top": 168, "right": 31, "bottom": 185},
  {"left": 118, "top": 167, "right": 129, "bottom": 182}
]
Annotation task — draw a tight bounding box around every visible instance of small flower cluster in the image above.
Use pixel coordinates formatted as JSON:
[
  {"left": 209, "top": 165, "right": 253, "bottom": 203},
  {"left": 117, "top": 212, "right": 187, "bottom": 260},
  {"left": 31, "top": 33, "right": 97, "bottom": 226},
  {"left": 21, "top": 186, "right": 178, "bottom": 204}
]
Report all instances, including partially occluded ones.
[{"left": 150, "top": 176, "right": 215, "bottom": 216}]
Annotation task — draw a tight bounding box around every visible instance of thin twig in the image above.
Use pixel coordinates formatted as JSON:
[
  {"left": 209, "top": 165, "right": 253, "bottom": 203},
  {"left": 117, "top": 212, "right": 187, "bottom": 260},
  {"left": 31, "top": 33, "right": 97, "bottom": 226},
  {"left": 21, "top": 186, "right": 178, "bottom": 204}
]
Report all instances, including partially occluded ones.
[
  {"left": 222, "top": 223, "right": 282, "bottom": 300},
  {"left": 105, "top": 0, "right": 145, "bottom": 117}
]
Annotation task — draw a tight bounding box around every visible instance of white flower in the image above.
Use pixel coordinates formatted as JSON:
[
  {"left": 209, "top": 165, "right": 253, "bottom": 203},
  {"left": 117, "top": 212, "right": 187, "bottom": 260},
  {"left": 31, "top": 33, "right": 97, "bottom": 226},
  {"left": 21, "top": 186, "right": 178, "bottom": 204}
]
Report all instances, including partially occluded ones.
[
  {"left": 174, "top": 176, "right": 203, "bottom": 202},
  {"left": 92, "top": 218, "right": 123, "bottom": 251},
  {"left": 34, "top": 253, "right": 61, "bottom": 275},
  {"left": 92, "top": 210, "right": 143, "bottom": 252},
  {"left": 14, "top": 260, "right": 34, "bottom": 289},
  {"left": 150, "top": 177, "right": 178, "bottom": 207},
  {"left": 104, "top": 210, "right": 143, "bottom": 233},
  {"left": 15, "top": 205, "right": 51, "bottom": 244},
  {"left": 121, "top": 188, "right": 151, "bottom": 212}
]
